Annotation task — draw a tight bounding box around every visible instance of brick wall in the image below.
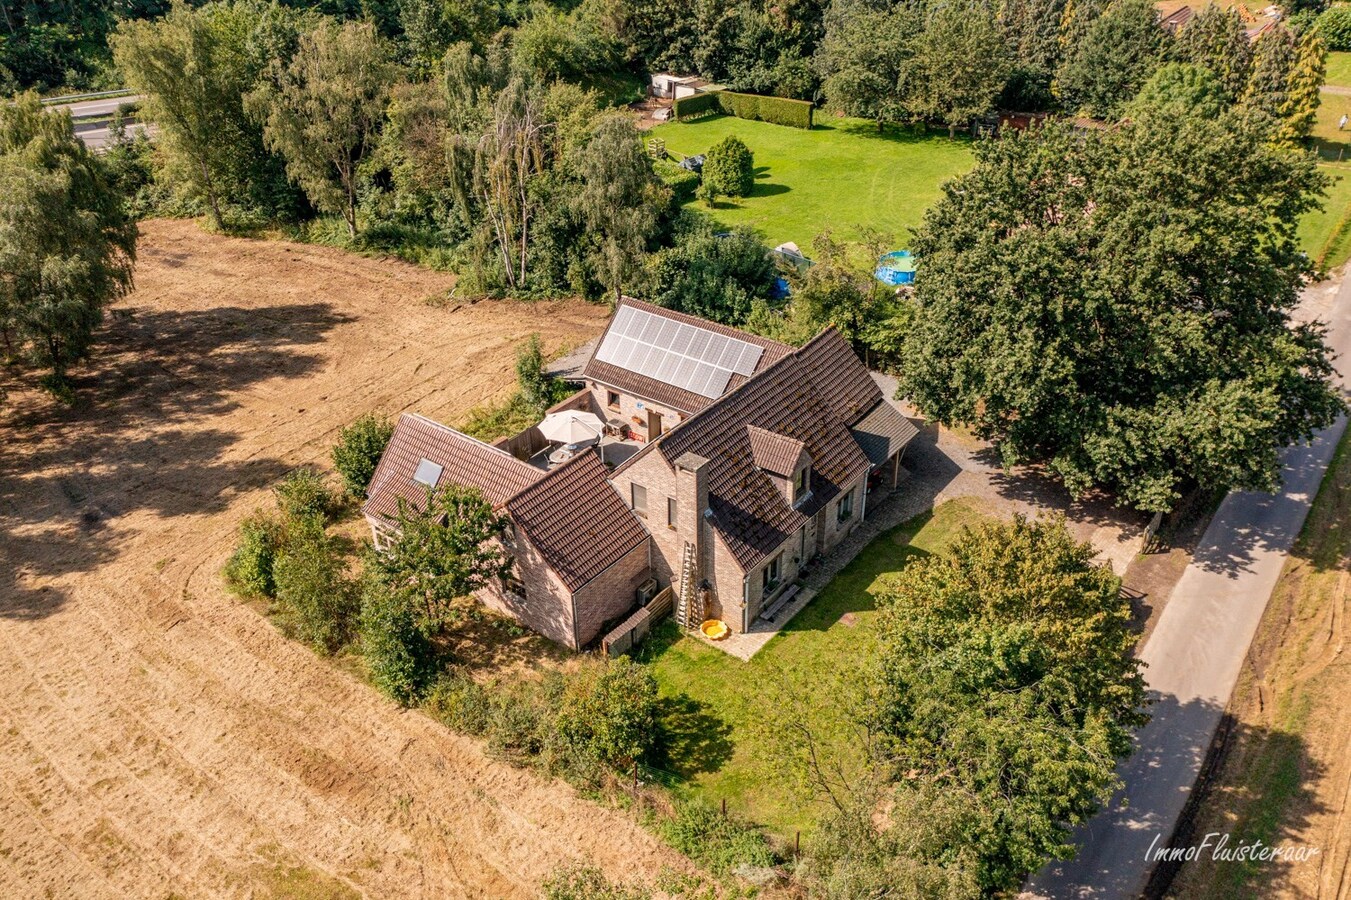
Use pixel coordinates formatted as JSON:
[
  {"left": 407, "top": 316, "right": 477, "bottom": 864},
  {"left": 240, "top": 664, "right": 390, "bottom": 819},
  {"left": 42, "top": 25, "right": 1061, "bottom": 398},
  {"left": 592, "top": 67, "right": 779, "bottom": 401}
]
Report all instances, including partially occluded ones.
[
  {"left": 479, "top": 530, "right": 577, "bottom": 648},
  {"left": 609, "top": 450, "right": 684, "bottom": 591},
  {"left": 586, "top": 381, "right": 684, "bottom": 442},
  {"left": 571, "top": 539, "right": 652, "bottom": 647}
]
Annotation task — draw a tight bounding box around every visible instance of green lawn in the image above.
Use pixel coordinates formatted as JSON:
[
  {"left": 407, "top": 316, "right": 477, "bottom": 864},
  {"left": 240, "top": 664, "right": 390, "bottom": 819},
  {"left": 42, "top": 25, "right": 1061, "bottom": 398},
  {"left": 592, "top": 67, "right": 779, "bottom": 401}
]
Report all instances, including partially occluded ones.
[
  {"left": 651, "top": 115, "right": 975, "bottom": 250},
  {"left": 1326, "top": 51, "right": 1351, "bottom": 89},
  {"left": 1297, "top": 165, "right": 1351, "bottom": 269},
  {"left": 637, "top": 498, "right": 991, "bottom": 840}
]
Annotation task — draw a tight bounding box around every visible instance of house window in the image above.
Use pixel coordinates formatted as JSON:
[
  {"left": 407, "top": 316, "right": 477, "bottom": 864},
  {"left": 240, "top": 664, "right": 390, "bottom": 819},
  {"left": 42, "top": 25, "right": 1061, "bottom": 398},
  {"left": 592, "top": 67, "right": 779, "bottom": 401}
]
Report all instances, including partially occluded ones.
[
  {"left": 837, "top": 488, "right": 854, "bottom": 522},
  {"left": 631, "top": 482, "right": 648, "bottom": 517},
  {"left": 607, "top": 390, "right": 621, "bottom": 410},
  {"left": 793, "top": 466, "right": 810, "bottom": 503},
  {"left": 667, "top": 496, "right": 678, "bottom": 528},
  {"left": 412, "top": 458, "right": 442, "bottom": 489},
  {"left": 762, "top": 552, "right": 783, "bottom": 594}
]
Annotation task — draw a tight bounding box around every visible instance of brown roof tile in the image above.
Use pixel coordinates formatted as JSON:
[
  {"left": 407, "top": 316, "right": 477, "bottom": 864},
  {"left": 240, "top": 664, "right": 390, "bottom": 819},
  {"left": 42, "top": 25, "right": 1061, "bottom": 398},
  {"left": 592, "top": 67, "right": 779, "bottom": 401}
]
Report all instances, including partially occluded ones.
[
  {"left": 363, "top": 414, "right": 541, "bottom": 523},
  {"left": 746, "top": 425, "right": 808, "bottom": 477},
  {"left": 654, "top": 354, "right": 873, "bottom": 570},
  {"left": 581, "top": 297, "right": 791, "bottom": 414},
  {"left": 795, "top": 328, "right": 884, "bottom": 426},
  {"left": 506, "top": 452, "right": 650, "bottom": 593},
  {"left": 850, "top": 400, "right": 920, "bottom": 467}
]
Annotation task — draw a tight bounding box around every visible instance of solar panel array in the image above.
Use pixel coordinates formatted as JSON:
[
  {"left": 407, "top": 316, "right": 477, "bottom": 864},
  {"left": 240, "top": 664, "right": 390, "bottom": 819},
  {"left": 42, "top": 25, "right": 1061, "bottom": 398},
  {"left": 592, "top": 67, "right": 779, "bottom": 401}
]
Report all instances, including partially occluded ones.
[{"left": 595, "top": 306, "right": 765, "bottom": 399}]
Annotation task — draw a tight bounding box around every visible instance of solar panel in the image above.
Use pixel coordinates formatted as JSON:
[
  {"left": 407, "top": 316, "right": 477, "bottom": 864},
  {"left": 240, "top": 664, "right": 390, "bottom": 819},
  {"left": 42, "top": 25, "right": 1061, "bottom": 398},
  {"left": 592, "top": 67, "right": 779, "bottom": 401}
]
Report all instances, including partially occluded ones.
[
  {"left": 669, "top": 323, "right": 694, "bottom": 355},
  {"left": 595, "top": 305, "right": 771, "bottom": 399}
]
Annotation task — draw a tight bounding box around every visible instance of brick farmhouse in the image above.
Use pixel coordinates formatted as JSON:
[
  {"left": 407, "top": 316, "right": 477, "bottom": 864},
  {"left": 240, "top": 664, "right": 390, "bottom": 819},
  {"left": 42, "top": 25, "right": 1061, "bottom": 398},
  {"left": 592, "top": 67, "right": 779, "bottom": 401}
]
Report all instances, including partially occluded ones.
[{"left": 363, "top": 298, "right": 918, "bottom": 649}]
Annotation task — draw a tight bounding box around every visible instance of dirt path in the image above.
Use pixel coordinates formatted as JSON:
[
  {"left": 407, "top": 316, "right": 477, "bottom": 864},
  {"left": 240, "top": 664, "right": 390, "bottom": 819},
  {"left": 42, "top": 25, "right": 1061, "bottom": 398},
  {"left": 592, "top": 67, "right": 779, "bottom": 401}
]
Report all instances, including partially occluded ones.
[{"left": 0, "top": 220, "right": 685, "bottom": 898}]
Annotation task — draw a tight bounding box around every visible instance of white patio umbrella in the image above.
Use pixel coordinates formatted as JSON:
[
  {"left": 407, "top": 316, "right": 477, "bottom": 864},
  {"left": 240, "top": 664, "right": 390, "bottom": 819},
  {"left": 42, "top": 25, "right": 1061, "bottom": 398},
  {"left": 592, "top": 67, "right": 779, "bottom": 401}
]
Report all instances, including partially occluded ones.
[{"left": 537, "top": 409, "right": 606, "bottom": 462}]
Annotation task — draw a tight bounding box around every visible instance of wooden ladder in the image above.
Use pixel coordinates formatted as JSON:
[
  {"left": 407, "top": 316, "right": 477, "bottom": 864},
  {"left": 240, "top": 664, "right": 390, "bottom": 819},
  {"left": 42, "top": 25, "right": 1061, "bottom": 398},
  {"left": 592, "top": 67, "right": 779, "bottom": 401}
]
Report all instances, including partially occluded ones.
[{"left": 675, "top": 541, "right": 703, "bottom": 630}]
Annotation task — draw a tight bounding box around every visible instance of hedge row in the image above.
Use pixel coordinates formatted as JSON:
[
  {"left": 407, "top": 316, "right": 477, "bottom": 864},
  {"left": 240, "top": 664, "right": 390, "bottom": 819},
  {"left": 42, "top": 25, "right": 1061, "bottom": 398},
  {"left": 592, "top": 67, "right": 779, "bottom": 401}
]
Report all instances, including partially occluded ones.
[
  {"left": 673, "top": 90, "right": 814, "bottom": 129},
  {"left": 671, "top": 90, "right": 721, "bottom": 120},
  {"left": 717, "top": 91, "right": 814, "bottom": 128}
]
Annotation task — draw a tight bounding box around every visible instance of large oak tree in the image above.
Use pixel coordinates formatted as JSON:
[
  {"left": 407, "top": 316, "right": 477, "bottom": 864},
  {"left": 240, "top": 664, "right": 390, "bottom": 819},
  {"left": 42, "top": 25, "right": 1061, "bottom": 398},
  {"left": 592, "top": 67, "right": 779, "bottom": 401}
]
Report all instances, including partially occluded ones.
[
  {"left": 868, "top": 516, "right": 1146, "bottom": 892},
  {"left": 898, "top": 108, "right": 1343, "bottom": 512}
]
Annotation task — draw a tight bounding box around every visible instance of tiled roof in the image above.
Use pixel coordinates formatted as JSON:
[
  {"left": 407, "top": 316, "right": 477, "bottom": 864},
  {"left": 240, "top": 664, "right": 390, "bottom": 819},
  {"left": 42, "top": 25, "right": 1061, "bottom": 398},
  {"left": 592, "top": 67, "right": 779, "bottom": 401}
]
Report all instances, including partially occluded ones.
[
  {"left": 796, "top": 329, "right": 884, "bottom": 426},
  {"left": 363, "top": 414, "right": 541, "bottom": 522},
  {"left": 850, "top": 400, "right": 920, "bottom": 467},
  {"left": 582, "top": 297, "right": 791, "bottom": 414},
  {"left": 506, "top": 453, "right": 650, "bottom": 593},
  {"left": 747, "top": 425, "right": 808, "bottom": 477},
  {"left": 654, "top": 353, "right": 873, "bottom": 569}
]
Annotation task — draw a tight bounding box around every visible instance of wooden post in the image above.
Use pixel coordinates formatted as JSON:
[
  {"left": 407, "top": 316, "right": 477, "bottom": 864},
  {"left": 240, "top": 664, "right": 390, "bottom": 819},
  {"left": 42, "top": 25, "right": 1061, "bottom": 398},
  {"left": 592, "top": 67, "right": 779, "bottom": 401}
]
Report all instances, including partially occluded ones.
[
  {"left": 633, "top": 762, "right": 639, "bottom": 795},
  {"left": 795, "top": 831, "right": 801, "bottom": 859},
  {"left": 721, "top": 798, "right": 727, "bottom": 817}
]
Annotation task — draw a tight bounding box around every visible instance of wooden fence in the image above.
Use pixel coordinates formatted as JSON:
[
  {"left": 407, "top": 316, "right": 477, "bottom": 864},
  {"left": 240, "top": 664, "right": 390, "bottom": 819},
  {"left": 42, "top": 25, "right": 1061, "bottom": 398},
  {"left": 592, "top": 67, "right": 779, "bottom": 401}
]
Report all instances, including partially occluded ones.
[
  {"left": 602, "top": 586, "right": 674, "bottom": 657},
  {"left": 491, "top": 388, "right": 599, "bottom": 461}
]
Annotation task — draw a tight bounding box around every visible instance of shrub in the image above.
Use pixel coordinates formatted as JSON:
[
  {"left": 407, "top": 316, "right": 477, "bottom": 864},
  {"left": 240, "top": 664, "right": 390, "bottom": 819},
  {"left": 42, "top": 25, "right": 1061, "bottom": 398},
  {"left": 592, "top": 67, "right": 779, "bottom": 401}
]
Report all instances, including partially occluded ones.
[
  {"left": 483, "top": 675, "right": 560, "bottom": 763},
  {"left": 702, "top": 135, "right": 754, "bottom": 198},
  {"left": 542, "top": 864, "right": 652, "bottom": 900},
  {"left": 516, "top": 333, "right": 556, "bottom": 413},
  {"left": 359, "top": 578, "right": 438, "bottom": 704},
  {"left": 274, "top": 468, "right": 334, "bottom": 522},
  {"left": 425, "top": 670, "right": 494, "bottom": 735},
  {"left": 658, "top": 798, "right": 777, "bottom": 875},
  {"left": 1318, "top": 5, "right": 1351, "bottom": 50},
  {"left": 224, "top": 510, "right": 285, "bottom": 598},
  {"left": 271, "top": 517, "right": 356, "bottom": 653},
  {"left": 332, "top": 414, "right": 394, "bottom": 497},
  {"left": 555, "top": 656, "right": 659, "bottom": 770},
  {"left": 653, "top": 158, "right": 700, "bottom": 202}
]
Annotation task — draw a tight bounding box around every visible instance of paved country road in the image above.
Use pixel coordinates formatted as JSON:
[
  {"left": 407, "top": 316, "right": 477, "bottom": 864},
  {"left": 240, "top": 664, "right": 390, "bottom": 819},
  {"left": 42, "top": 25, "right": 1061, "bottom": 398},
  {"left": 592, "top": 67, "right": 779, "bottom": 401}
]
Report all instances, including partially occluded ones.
[{"left": 1026, "top": 273, "right": 1351, "bottom": 899}]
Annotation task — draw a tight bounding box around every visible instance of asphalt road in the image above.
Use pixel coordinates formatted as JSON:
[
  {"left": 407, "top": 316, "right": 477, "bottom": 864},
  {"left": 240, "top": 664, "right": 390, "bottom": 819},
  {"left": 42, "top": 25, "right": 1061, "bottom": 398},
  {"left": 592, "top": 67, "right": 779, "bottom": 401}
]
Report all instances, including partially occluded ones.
[
  {"left": 73, "top": 120, "right": 151, "bottom": 150},
  {"left": 54, "top": 94, "right": 141, "bottom": 119},
  {"left": 1026, "top": 274, "right": 1351, "bottom": 898}
]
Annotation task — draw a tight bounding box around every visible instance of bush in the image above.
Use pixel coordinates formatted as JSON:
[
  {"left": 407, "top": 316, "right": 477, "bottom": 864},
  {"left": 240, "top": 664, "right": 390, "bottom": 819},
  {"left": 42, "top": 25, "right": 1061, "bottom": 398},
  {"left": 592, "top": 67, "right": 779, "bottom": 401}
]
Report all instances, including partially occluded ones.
[
  {"left": 516, "top": 333, "right": 556, "bottom": 413},
  {"left": 702, "top": 135, "right": 754, "bottom": 199},
  {"left": 653, "top": 158, "right": 700, "bottom": 202},
  {"left": 643, "top": 225, "right": 776, "bottom": 325},
  {"left": 359, "top": 578, "right": 438, "bottom": 704},
  {"left": 1318, "top": 5, "right": 1351, "bottom": 50},
  {"left": 271, "top": 517, "right": 356, "bottom": 653},
  {"left": 658, "top": 798, "right": 777, "bottom": 875},
  {"left": 224, "top": 511, "right": 285, "bottom": 598},
  {"left": 542, "top": 864, "right": 652, "bottom": 900},
  {"left": 673, "top": 90, "right": 814, "bottom": 128},
  {"left": 332, "top": 414, "right": 394, "bottom": 497},
  {"left": 274, "top": 468, "right": 334, "bottom": 522},
  {"left": 555, "top": 656, "right": 660, "bottom": 770},
  {"left": 425, "top": 670, "right": 494, "bottom": 735}
]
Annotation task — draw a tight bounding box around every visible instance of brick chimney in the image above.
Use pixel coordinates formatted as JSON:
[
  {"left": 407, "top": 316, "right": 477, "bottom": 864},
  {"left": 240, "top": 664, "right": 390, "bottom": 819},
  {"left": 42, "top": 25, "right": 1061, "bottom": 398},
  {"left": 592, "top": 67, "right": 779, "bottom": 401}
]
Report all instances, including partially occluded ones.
[{"left": 673, "top": 451, "right": 710, "bottom": 575}]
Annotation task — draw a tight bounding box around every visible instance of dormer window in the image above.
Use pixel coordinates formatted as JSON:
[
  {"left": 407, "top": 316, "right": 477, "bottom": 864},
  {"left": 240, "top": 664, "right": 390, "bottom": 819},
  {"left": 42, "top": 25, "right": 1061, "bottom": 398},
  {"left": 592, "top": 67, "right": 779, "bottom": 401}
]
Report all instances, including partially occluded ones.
[{"left": 793, "top": 466, "right": 810, "bottom": 503}]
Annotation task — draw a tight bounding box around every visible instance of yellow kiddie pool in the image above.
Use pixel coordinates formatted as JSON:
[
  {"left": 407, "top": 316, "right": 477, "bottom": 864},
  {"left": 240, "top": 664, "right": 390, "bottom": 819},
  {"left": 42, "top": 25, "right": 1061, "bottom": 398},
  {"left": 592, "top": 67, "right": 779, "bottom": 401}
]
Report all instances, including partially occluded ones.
[{"left": 701, "top": 619, "right": 729, "bottom": 641}]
